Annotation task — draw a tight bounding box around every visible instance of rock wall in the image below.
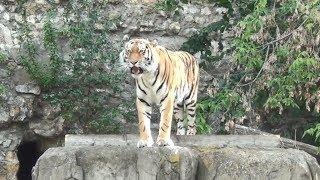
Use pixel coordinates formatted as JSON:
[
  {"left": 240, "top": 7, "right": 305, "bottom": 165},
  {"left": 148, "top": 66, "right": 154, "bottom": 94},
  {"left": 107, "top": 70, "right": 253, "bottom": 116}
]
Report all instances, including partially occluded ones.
[{"left": 0, "top": 0, "right": 223, "bottom": 179}]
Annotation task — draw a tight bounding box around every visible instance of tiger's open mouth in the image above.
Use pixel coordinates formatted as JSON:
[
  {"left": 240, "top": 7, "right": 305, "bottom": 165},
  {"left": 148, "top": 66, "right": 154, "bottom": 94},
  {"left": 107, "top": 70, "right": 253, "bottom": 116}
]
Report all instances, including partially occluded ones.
[{"left": 130, "top": 66, "right": 144, "bottom": 75}]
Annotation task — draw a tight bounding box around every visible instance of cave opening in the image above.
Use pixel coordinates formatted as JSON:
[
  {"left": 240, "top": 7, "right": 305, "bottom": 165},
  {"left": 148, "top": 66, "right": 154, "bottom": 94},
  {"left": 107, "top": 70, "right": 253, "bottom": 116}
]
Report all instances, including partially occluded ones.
[{"left": 16, "top": 140, "right": 42, "bottom": 180}]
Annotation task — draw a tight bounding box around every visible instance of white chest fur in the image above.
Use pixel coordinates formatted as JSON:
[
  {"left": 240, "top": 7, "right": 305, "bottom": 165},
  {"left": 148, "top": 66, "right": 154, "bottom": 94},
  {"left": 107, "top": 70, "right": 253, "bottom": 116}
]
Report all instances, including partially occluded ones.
[{"left": 135, "top": 74, "right": 168, "bottom": 106}]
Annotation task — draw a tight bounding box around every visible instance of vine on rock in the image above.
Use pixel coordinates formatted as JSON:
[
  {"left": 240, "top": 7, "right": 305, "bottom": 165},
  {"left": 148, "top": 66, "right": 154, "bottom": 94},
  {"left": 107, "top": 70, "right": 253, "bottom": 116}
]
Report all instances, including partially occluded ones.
[{"left": 18, "top": 0, "right": 135, "bottom": 134}]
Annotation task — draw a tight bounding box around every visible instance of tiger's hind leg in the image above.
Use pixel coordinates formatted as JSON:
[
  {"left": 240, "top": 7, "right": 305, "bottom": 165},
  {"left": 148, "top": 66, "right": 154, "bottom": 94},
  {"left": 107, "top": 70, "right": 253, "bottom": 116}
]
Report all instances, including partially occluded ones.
[
  {"left": 185, "top": 87, "right": 198, "bottom": 135},
  {"left": 174, "top": 103, "right": 186, "bottom": 135}
]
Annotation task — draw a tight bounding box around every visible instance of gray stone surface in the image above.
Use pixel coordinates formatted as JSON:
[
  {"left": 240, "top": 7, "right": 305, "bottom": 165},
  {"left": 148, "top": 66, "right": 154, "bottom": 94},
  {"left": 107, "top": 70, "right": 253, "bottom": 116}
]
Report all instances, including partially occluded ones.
[
  {"left": 0, "top": 129, "right": 22, "bottom": 180},
  {"left": 0, "top": 130, "right": 22, "bottom": 151},
  {"left": 7, "top": 95, "right": 35, "bottom": 123},
  {"left": 33, "top": 135, "right": 320, "bottom": 180},
  {"left": 65, "top": 134, "right": 281, "bottom": 148},
  {"left": 196, "top": 147, "right": 320, "bottom": 180},
  {"left": 0, "top": 109, "right": 9, "bottom": 125},
  {"left": 31, "top": 146, "right": 83, "bottom": 180},
  {"left": 15, "top": 83, "right": 41, "bottom": 95},
  {"left": 32, "top": 146, "right": 198, "bottom": 180},
  {"left": 29, "top": 116, "right": 65, "bottom": 137},
  {"left": 0, "top": 23, "right": 13, "bottom": 47}
]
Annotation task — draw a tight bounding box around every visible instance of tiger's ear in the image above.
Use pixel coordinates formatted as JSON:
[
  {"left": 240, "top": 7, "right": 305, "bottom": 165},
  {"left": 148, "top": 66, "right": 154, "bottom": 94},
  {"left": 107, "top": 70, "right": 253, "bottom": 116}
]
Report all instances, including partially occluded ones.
[
  {"left": 150, "top": 40, "right": 158, "bottom": 47},
  {"left": 124, "top": 41, "right": 130, "bottom": 50}
]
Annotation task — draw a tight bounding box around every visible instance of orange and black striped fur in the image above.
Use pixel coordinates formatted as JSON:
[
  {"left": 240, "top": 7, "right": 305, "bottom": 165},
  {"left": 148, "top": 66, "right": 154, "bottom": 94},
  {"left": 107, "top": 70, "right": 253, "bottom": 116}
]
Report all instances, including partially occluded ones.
[{"left": 119, "top": 38, "right": 199, "bottom": 147}]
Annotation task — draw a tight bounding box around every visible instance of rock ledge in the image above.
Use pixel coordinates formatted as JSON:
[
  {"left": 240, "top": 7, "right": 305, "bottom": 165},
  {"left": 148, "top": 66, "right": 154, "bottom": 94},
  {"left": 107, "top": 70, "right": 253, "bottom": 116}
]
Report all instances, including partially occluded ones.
[{"left": 32, "top": 135, "right": 320, "bottom": 180}]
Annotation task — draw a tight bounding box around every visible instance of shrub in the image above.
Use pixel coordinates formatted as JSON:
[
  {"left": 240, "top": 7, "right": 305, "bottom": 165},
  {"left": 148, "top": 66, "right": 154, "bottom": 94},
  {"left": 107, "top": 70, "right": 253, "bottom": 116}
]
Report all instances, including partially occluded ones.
[
  {"left": 182, "top": 0, "right": 320, "bottom": 141},
  {"left": 0, "top": 52, "right": 7, "bottom": 64},
  {"left": 18, "top": 0, "right": 135, "bottom": 134}
]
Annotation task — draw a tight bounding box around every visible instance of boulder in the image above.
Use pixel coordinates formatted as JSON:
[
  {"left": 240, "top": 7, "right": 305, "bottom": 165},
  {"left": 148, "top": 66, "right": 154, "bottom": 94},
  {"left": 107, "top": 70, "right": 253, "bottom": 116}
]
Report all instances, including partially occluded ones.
[
  {"left": 8, "top": 95, "right": 35, "bottom": 122},
  {"left": 15, "top": 83, "right": 41, "bottom": 95},
  {"left": 0, "top": 23, "right": 13, "bottom": 47},
  {"left": 32, "top": 135, "right": 320, "bottom": 180},
  {"left": 0, "top": 110, "right": 9, "bottom": 125},
  {"left": 32, "top": 146, "right": 198, "bottom": 180},
  {"left": 0, "top": 130, "right": 22, "bottom": 180},
  {"left": 196, "top": 147, "right": 319, "bottom": 180},
  {"left": 28, "top": 102, "right": 64, "bottom": 138},
  {"left": 29, "top": 116, "right": 65, "bottom": 138}
]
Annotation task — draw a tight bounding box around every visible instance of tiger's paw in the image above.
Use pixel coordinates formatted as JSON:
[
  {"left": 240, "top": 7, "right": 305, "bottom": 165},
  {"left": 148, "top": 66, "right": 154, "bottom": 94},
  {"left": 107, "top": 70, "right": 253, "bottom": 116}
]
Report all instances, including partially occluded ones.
[
  {"left": 156, "top": 138, "right": 174, "bottom": 147},
  {"left": 137, "top": 138, "right": 154, "bottom": 148}
]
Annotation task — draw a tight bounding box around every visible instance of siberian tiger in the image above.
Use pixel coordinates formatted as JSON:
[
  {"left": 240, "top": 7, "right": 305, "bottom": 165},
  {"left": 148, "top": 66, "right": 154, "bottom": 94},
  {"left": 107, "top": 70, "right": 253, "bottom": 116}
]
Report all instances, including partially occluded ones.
[{"left": 119, "top": 38, "right": 199, "bottom": 147}]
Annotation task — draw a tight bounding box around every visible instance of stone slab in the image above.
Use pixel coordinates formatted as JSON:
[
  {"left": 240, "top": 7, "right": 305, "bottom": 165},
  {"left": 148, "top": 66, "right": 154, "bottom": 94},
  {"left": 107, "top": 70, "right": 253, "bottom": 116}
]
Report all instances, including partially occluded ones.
[{"left": 65, "top": 134, "right": 281, "bottom": 148}]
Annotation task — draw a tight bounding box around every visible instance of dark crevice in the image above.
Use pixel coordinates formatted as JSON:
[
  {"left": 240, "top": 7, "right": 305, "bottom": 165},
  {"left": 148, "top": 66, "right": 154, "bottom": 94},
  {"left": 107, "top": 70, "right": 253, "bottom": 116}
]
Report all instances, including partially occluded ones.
[{"left": 16, "top": 140, "right": 43, "bottom": 180}]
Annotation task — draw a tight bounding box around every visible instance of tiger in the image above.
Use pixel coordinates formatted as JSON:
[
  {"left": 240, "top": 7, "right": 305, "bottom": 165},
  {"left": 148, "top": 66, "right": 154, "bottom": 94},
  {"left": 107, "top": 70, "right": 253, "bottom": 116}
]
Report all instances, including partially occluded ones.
[{"left": 119, "top": 38, "right": 199, "bottom": 147}]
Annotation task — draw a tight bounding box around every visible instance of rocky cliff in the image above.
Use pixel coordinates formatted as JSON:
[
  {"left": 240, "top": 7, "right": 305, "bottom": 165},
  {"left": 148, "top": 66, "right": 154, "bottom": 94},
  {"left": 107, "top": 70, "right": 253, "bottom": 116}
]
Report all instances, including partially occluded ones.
[{"left": 32, "top": 135, "right": 320, "bottom": 180}]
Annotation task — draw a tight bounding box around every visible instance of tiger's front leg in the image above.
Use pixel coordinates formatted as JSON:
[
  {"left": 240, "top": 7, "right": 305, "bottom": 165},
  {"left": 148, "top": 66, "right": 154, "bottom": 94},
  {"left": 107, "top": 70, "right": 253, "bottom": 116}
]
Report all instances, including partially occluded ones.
[
  {"left": 157, "top": 93, "right": 175, "bottom": 146},
  {"left": 136, "top": 97, "right": 154, "bottom": 148}
]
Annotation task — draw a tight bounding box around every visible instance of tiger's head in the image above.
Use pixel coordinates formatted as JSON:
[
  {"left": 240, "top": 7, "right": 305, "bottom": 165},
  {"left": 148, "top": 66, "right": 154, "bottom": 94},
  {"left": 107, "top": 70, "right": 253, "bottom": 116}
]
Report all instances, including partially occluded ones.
[{"left": 120, "top": 38, "right": 158, "bottom": 78}]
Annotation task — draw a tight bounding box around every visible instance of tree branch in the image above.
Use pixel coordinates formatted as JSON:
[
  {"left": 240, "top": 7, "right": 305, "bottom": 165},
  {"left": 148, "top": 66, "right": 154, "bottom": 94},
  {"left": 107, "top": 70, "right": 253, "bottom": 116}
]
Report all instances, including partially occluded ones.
[{"left": 262, "top": 17, "right": 309, "bottom": 48}]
